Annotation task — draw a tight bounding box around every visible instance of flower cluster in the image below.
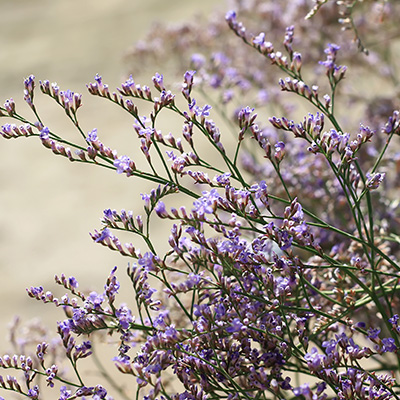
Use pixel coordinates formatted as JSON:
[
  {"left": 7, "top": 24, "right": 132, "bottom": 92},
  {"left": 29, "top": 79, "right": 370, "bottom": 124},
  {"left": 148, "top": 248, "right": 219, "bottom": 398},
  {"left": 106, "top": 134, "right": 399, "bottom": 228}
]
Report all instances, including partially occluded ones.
[{"left": 0, "top": 0, "right": 400, "bottom": 399}]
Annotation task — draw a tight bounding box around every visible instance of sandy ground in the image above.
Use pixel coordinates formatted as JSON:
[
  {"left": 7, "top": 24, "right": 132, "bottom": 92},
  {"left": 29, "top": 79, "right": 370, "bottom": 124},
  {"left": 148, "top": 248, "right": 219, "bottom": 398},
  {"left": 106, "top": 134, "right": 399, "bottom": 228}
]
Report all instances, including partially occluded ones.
[{"left": 0, "top": 0, "right": 224, "bottom": 347}]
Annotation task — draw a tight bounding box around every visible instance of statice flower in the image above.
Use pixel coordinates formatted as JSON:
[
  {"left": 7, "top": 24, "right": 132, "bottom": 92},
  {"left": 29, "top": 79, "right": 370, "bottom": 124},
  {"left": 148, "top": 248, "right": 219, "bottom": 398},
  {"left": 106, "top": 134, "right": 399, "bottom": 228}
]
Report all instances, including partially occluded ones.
[
  {"left": 2, "top": 2, "right": 400, "bottom": 400},
  {"left": 319, "top": 43, "right": 341, "bottom": 70},
  {"left": 114, "top": 155, "right": 135, "bottom": 175},
  {"left": 86, "top": 128, "right": 98, "bottom": 143},
  {"left": 193, "top": 103, "right": 212, "bottom": 119},
  {"left": 192, "top": 189, "right": 220, "bottom": 216},
  {"left": 213, "top": 172, "right": 231, "bottom": 186},
  {"left": 253, "top": 32, "right": 266, "bottom": 46},
  {"left": 366, "top": 172, "right": 385, "bottom": 190},
  {"left": 94, "top": 227, "right": 113, "bottom": 243}
]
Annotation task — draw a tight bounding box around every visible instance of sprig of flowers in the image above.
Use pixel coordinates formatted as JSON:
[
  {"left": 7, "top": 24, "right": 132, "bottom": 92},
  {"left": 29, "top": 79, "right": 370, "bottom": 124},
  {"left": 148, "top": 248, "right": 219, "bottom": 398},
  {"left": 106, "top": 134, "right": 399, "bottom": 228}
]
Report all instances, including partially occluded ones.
[{"left": 0, "top": 1, "right": 400, "bottom": 399}]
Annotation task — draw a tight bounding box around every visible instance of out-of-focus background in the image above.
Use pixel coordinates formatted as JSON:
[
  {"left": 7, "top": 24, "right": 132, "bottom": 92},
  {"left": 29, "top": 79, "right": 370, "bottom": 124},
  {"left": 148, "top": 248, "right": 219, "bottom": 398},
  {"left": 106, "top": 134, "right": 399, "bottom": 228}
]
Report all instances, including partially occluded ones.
[{"left": 0, "top": 0, "right": 224, "bottom": 341}]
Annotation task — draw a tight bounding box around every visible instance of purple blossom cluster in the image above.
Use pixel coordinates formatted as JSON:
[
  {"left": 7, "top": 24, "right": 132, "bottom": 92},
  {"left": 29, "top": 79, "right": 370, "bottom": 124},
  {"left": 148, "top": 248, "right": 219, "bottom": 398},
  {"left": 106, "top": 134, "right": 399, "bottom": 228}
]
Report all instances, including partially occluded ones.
[{"left": 1, "top": 0, "right": 400, "bottom": 399}]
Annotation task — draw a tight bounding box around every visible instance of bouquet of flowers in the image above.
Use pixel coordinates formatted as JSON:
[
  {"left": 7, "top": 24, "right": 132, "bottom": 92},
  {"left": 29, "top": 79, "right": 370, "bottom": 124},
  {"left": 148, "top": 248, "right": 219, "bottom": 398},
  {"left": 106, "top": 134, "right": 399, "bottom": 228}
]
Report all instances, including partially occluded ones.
[{"left": 1, "top": 1, "right": 400, "bottom": 399}]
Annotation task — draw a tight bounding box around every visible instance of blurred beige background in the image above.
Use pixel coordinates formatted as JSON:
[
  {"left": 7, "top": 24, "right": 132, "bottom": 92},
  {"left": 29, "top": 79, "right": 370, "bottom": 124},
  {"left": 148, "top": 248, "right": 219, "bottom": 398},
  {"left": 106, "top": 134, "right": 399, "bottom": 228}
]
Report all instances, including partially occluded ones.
[{"left": 0, "top": 0, "right": 224, "bottom": 343}]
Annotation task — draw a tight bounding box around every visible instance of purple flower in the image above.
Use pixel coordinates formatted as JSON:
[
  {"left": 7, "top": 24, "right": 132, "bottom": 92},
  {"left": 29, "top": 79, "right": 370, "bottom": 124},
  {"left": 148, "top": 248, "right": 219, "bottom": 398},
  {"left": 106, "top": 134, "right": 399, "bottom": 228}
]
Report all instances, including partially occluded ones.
[
  {"left": 319, "top": 43, "right": 340, "bottom": 69},
  {"left": 192, "top": 189, "right": 220, "bottom": 216},
  {"left": 367, "top": 327, "right": 381, "bottom": 340},
  {"left": 381, "top": 337, "right": 397, "bottom": 353},
  {"left": 94, "top": 73, "right": 103, "bottom": 85},
  {"left": 28, "top": 286, "right": 44, "bottom": 298},
  {"left": 274, "top": 141, "right": 286, "bottom": 162},
  {"left": 280, "top": 231, "right": 293, "bottom": 251},
  {"left": 27, "top": 386, "right": 39, "bottom": 399},
  {"left": 104, "top": 266, "right": 120, "bottom": 303},
  {"left": 214, "top": 172, "right": 231, "bottom": 186},
  {"left": 138, "top": 252, "right": 156, "bottom": 271},
  {"left": 86, "top": 128, "right": 98, "bottom": 142},
  {"left": 304, "top": 347, "right": 324, "bottom": 372},
  {"left": 212, "top": 52, "right": 230, "bottom": 66},
  {"left": 59, "top": 386, "right": 72, "bottom": 400},
  {"left": 253, "top": 32, "right": 266, "bottom": 46},
  {"left": 114, "top": 155, "right": 133, "bottom": 174},
  {"left": 184, "top": 70, "right": 196, "bottom": 84},
  {"left": 215, "top": 303, "right": 226, "bottom": 320},
  {"left": 188, "top": 98, "right": 196, "bottom": 113},
  {"left": 152, "top": 72, "right": 165, "bottom": 90},
  {"left": 116, "top": 305, "right": 134, "bottom": 330},
  {"left": 138, "top": 127, "right": 153, "bottom": 139},
  {"left": 124, "top": 75, "right": 135, "bottom": 88},
  {"left": 4, "top": 98, "right": 15, "bottom": 114},
  {"left": 226, "top": 318, "right": 243, "bottom": 333},
  {"left": 73, "top": 308, "right": 86, "bottom": 322},
  {"left": 325, "top": 43, "right": 340, "bottom": 55},
  {"left": 68, "top": 277, "right": 78, "bottom": 288},
  {"left": 86, "top": 291, "right": 104, "bottom": 309},
  {"left": 275, "top": 277, "right": 292, "bottom": 297},
  {"left": 94, "top": 386, "right": 107, "bottom": 399},
  {"left": 103, "top": 208, "right": 113, "bottom": 220},
  {"left": 95, "top": 227, "right": 113, "bottom": 243},
  {"left": 293, "top": 383, "right": 312, "bottom": 398},
  {"left": 141, "top": 192, "right": 151, "bottom": 210},
  {"left": 225, "top": 10, "right": 236, "bottom": 23},
  {"left": 238, "top": 106, "right": 255, "bottom": 127},
  {"left": 61, "top": 89, "right": 73, "bottom": 102},
  {"left": 209, "top": 74, "right": 222, "bottom": 89},
  {"left": 165, "top": 325, "right": 178, "bottom": 341},
  {"left": 75, "top": 340, "right": 92, "bottom": 354},
  {"left": 195, "top": 104, "right": 212, "bottom": 118},
  {"left": 40, "top": 126, "right": 50, "bottom": 140},
  {"left": 319, "top": 45, "right": 338, "bottom": 69},
  {"left": 155, "top": 201, "right": 168, "bottom": 218},
  {"left": 24, "top": 74, "right": 35, "bottom": 91},
  {"left": 153, "top": 310, "right": 170, "bottom": 328},
  {"left": 58, "top": 320, "right": 71, "bottom": 336},
  {"left": 1, "top": 123, "right": 13, "bottom": 137},
  {"left": 322, "top": 339, "right": 337, "bottom": 354},
  {"left": 366, "top": 172, "right": 385, "bottom": 190},
  {"left": 251, "top": 180, "right": 269, "bottom": 206}
]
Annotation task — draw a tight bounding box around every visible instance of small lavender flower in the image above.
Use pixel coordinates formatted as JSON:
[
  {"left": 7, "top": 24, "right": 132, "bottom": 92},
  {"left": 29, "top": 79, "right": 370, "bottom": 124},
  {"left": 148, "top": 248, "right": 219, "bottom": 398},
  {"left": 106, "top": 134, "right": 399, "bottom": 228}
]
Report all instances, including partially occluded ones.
[
  {"left": 86, "top": 128, "right": 98, "bottom": 143},
  {"left": 68, "top": 277, "right": 78, "bottom": 288},
  {"left": 214, "top": 172, "right": 231, "bottom": 186},
  {"left": 182, "top": 70, "right": 196, "bottom": 99},
  {"left": 319, "top": 43, "right": 340, "bottom": 70},
  {"left": 114, "top": 155, "right": 134, "bottom": 174},
  {"left": 381, "top": 337, "right": 397, "bottom": 353},
  {"left": 23, "top": 75, "right": 35, "bottom": 107},
  {"left": 274, "top": 141, "right": 286, "bottom": 163},
  {"left": 40, "top": 127, "right": 50, "bottom": 140},
  {"left": 253, "top": 32, "right": 266, "bottom": 46},
  {"left": 226, "top": 318, "right": 244, "bottom": 333},
  {"left": 4, "top": 98, "right": 16, "bottom": 115},
  {"left": 154, "top": 201, "right": 169, "bottom": 218},
  {"left": 225, "top": 10, "right": 236, "bottom": 23},
  {"left": 95, "top": 227, "right": 113, "bottom": 243},
  {"left": 115, "top": 305, "right": 134, "bottom": 330},
  {"left": 152, "top": 72, "right": 165, "bottom": 91},
  {"left": 367, "top": 327, "right": 381, "bottom": 340},
  {"left": 59, "top": 386, "right": 72, "bottom": 400},
  {"left": 304, "top": 347, "right": 325, "bottom": 372},
  {"left": 192, "top": 189, "right": 220, "bottom": 216},
  {"left": 366, "top": 172, "right": 385, "bottom": 190},
  {"left": 27, "top": 386, "right": 39, "bottom": 399},
  {"left": 194, "top": 104, "right": 212, "bottom": 118}
]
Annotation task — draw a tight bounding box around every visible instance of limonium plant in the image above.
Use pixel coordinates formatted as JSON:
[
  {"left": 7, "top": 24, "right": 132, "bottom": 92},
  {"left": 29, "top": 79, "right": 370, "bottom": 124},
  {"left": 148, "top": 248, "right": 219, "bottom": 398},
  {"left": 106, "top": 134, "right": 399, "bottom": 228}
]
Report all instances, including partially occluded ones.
[{"left": 1, "top": 0, "right": 400, "bottom": 399}]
